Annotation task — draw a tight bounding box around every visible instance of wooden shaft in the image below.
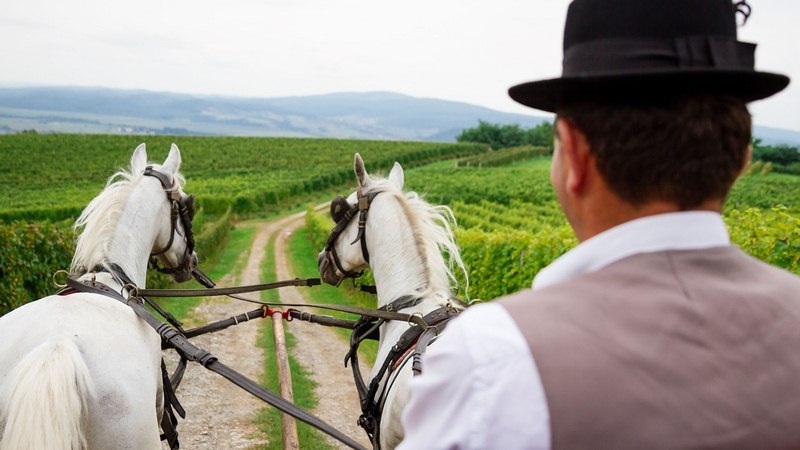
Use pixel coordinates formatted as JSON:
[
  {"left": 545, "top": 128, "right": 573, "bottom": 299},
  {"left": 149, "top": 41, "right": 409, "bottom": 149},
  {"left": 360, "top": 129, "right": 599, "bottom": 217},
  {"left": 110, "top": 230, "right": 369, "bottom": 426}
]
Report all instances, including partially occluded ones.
[{"left": 272, "top": 312, "right": 300, "bottom": 449}]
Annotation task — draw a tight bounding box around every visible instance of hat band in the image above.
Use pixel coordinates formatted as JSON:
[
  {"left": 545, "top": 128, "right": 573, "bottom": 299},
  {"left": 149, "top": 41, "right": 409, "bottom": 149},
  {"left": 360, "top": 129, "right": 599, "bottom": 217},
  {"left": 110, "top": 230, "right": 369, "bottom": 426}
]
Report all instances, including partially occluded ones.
[{"left": 563, "top": 36, "right": 756, "bottom": 76}]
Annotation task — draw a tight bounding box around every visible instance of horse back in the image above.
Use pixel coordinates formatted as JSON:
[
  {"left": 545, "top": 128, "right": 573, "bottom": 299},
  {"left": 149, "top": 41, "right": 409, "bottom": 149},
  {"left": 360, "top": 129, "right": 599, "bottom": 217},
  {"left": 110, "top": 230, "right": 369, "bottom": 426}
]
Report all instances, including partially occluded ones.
[{"left": 0, "top": 293, "right": 164, "bottom": 449}]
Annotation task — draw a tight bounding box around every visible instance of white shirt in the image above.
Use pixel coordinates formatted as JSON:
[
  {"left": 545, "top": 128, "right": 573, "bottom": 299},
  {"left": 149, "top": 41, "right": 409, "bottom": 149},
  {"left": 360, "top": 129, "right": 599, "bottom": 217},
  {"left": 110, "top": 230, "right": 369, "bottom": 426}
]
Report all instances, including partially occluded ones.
[{"left": 397, "top": 212, "right": 730, "bottom": 450}]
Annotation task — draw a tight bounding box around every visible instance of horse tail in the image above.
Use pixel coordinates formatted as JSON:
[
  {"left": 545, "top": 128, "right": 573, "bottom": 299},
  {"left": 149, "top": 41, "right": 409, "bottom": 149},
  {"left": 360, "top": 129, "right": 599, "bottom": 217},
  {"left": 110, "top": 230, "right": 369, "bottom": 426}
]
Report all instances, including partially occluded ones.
[{"left": 1, "top": 337, "right": 96, "bottom": 450}]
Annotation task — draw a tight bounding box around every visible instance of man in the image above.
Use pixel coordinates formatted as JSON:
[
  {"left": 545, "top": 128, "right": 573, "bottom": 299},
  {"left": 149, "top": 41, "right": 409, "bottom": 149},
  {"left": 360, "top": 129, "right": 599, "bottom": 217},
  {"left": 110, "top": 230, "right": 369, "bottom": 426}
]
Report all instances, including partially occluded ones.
[{"left": 398, "top": 0, "right": 800, "bottom": 448}]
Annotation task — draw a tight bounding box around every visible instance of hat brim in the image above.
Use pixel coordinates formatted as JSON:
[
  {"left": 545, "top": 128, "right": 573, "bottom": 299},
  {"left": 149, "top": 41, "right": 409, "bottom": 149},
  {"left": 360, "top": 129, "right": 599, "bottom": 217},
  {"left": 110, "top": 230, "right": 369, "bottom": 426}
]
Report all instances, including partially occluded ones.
[{"left": 509, "top": 69, "right": 790, "bottom": 113}]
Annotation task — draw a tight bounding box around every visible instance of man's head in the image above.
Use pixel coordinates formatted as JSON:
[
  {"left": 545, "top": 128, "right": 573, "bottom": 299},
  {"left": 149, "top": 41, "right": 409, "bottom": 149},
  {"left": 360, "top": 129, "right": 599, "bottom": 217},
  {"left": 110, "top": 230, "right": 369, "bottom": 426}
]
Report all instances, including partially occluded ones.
[
  {"left": 556, "top": 93, "right": 752, "bottom": 210},
  {"left": 547, "top": 94, "right": 752, "bottom": 241},
  {"left": 510, "top": 0, "right": 789, "bottom": 239}
]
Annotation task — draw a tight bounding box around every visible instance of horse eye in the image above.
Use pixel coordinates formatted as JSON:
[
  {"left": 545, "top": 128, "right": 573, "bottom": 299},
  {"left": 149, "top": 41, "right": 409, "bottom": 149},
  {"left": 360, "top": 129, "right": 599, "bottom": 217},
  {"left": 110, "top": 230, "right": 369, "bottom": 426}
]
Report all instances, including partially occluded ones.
[{"left": 330, "top": 196, "right": 349, "bottom": 222}]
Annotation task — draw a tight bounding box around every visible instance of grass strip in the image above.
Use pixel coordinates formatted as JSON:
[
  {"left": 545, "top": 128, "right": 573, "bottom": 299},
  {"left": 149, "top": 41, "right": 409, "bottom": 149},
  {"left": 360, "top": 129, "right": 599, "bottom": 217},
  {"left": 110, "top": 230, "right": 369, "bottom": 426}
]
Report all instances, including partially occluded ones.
[{"left": 252, "top": 229, "right": 332, "bottom": 449}]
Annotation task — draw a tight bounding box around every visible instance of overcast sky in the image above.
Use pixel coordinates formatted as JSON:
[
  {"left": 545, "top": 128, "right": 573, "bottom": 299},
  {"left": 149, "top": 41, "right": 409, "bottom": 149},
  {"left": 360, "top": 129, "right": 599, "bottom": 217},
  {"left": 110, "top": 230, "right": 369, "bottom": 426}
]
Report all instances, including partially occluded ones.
[{"left": 1, "top": 0, "right": 797, "bottom": 131}]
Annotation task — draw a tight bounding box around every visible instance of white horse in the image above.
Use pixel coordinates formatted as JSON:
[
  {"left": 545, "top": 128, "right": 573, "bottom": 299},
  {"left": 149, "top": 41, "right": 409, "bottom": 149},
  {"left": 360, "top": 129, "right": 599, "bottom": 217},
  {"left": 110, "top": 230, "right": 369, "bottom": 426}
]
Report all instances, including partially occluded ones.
[
  {"left": 0, "top": 144, "right": 198, "bottom": 450},
  {"left": 317, "top": 153, "right": 469, "bottom": 449}
]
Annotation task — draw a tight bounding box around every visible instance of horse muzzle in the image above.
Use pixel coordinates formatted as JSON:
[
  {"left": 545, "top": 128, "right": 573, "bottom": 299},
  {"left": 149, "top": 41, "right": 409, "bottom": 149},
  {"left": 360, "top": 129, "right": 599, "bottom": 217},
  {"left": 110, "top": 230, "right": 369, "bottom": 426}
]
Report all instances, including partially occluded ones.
[
  {"left": 172, "top": 252, "right": 198, "bottom": 283},
  {"left": 318, "top": 251, "right": 345, "bottom": 287}
]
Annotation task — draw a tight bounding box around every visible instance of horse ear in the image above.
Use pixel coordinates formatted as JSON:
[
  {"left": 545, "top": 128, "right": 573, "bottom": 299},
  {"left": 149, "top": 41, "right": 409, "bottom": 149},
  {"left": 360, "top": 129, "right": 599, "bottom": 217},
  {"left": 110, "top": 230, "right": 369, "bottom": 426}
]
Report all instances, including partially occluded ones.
[
  {"left": 162, "top": 143, "right": 182, "bottom": 174},
  {"left": 388, "top": 162, "right": 404, "bottom": 189},
  {"left": 131, "top": 143, "right": 147, "bottom": 173},
  {"left": 354, "top": 153, "right": 369, "bottom": 187}
]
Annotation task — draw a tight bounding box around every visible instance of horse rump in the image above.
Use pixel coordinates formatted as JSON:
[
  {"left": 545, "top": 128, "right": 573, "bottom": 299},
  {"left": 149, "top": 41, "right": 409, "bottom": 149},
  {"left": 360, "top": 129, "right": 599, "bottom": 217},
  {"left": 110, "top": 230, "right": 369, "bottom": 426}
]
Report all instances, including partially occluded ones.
[{"left": 1, "top": 337, "right": 96, "bottom": 450}]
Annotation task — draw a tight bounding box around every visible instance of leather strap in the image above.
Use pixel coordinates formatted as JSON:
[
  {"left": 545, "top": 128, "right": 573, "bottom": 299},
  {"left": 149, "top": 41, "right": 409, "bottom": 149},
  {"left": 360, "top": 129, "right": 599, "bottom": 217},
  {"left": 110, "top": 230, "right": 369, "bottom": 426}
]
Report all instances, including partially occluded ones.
[
  {"left": 60, "top": 279, "right": 185, "bottom": 449},
  {"left": 159, "top": 359, "right": 184, "bottom": 449},
  {"left": 63, "top": 277, "right": 367, "bottom": 450},
  {"left": 350, "top": 300, "right": 464, "bottom": 447},
  {"left": 133, "top": 277, "right": 321, "bottom": 297}
]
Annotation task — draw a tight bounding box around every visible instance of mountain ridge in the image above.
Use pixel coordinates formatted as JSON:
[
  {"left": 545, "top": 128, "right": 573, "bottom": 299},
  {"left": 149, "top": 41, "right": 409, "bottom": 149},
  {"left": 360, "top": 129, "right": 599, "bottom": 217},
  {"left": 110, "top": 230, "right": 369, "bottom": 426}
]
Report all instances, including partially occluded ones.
[{"left": 0, "top": 86, "right": 798, "bottom": 145}]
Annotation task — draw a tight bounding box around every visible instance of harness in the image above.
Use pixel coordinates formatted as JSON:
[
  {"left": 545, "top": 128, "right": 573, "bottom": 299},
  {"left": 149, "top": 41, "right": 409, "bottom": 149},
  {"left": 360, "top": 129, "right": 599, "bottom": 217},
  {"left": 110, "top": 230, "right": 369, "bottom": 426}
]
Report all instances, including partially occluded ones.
[
  {"left": 58, "top": 269, "right": 367, "bottom": 450},
  {"left": 347, "top": 296, "right": 464, "bottom": 448},
  {"left": 321, "top": 188, "right": 468, "bottom": 448},
  {"left": 57, "top": 269, "right": 187, "bottom": 449}
]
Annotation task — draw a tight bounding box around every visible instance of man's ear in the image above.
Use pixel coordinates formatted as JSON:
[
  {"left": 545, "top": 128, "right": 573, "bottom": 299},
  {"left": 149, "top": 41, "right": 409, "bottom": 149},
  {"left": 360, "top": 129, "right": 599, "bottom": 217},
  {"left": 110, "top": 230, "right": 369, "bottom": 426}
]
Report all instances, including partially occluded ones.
[
  {"left": 556, "top": 119, "right": 592, "bottom": 194},
  {"left": 739, "top": 144, "right": 753, "bottom": 178}
]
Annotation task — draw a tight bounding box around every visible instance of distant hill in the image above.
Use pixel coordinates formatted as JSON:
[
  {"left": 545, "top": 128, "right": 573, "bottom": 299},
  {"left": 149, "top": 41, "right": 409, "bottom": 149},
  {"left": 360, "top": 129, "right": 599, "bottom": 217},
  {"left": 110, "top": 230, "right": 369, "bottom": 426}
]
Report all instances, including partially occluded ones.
[
  {"left": 0, "top": 86, "right": 797, "bottom": 145},
  {"left": 0, "top": 86, "right": 548, "bottom": 142}
]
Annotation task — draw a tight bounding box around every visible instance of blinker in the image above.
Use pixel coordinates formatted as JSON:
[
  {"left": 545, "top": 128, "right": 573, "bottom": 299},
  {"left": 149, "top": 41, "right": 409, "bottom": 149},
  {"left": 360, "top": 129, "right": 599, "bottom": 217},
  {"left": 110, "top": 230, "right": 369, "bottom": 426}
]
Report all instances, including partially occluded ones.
[
  {"left": 182, "top": 195, "right": 196, "bottom": 221},
  {"left": 331, "top": 196, "right": 349, "bottom": 223}
]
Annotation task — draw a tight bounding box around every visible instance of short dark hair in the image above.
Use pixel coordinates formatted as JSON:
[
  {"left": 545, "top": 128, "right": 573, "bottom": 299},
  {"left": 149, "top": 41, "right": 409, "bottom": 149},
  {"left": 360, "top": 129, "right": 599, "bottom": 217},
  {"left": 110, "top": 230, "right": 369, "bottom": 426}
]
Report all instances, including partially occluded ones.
[{"left": 557, "top": 94, "right": 751, "bottom": 209}]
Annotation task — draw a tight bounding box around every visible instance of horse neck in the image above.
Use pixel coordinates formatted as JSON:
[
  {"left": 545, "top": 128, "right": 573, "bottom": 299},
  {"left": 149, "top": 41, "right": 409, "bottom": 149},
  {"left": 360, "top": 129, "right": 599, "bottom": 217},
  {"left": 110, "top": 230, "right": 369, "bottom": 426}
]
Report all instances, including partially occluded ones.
[
  {"left": 105, "top": 181, "right": 168, "bottom": 287},
  {"left": 366, "top": 195, "right": 453, "bottom": 355},
  {"left": 363, "top": 195, "right": 455, "bottom": 381},
  {"left": 368, "top": 194, "right": 452, "bottom": 307}
]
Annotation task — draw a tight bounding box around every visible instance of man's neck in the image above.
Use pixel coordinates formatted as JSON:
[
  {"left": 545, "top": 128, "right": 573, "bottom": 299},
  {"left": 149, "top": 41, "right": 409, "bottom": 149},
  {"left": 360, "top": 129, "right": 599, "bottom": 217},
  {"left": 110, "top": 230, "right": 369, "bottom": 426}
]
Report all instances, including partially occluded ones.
[{"left": 574, "top": 197, "right": 723, "bottom": 243}]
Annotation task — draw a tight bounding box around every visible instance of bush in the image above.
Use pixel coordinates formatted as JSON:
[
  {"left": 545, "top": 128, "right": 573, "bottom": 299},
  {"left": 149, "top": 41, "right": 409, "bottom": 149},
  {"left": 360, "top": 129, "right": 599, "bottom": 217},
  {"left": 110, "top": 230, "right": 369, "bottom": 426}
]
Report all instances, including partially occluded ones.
[
  {"left": 0, "top": 209, "right": 234, "bottom": 316},
  {"left": 0, "top": 221, "right": 74, "bottom": 315}
]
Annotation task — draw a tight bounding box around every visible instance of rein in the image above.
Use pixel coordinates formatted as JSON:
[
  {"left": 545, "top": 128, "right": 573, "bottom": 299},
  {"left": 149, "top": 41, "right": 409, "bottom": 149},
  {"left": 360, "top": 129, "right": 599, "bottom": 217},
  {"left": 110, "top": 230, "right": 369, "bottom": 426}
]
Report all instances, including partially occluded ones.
[
  {"left": 57, "top": 264, "right": 437, "bottom": 450},
  {"left": 60, "top": 273, "right": 367, "bottom": 450},
  {"left": 125, "top": 273, "right": 434, "bottom": 329},
  {"left": 133, "top": 277, "right": 322, "bottom": 297}
]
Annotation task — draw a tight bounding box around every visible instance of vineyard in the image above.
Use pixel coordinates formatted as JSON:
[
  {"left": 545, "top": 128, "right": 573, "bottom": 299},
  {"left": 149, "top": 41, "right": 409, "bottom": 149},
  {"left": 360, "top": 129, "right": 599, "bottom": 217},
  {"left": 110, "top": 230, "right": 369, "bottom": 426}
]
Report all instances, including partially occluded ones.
[
  {"left": 3, "top": 134, "right": 800, "bottom": 314},
  {"left": 308, "top": 157, "right": 800, "bottom": 301},
  {"left": 0, "top": 134, "right": 488, "bottom": 221}
]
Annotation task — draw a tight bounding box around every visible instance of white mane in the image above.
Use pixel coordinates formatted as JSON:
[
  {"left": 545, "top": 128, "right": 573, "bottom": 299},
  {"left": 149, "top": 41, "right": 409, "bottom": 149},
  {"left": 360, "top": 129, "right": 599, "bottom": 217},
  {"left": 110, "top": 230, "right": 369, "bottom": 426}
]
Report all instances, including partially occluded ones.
[
  {"left": 69, "top": 164, "right": 184, "bottom": 276},
  {"left": 363, "top": 179, "right": 469, "bottom": 297}
]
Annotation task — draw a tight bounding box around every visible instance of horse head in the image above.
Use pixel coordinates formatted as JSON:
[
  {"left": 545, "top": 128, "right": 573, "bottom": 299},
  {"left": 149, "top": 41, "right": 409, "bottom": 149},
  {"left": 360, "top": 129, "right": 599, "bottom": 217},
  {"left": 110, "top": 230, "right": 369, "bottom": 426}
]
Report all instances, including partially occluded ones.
[
  {"left": 136, "top": 143, "right": 199, "bottom": 283},
  {"left": 70, "top": 143, "right": 198, "bottom": 286},
  {"left": 317, "top": 153, "right": 405, "bottom": 287}
]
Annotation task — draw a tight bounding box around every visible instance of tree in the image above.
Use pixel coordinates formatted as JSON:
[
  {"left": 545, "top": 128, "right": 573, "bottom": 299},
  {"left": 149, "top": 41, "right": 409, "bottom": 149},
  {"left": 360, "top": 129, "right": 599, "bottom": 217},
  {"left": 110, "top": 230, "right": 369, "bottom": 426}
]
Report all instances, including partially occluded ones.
[
  {"left": 457, "top": 120, "right": 553, "bottom": 150},
  {"left": 752, "top": 143, "right": 800, "bottom": 167}
]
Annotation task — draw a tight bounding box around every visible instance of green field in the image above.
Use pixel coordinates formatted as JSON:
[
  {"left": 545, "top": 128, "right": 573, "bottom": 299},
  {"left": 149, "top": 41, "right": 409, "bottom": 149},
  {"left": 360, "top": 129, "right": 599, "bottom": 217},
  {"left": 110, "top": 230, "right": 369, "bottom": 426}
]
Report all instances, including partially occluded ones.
[
  {"left": 0, "top": 134, "right": 487, "bottom": 221},
  {"left": 3, "top": 134, "right": 800, "bottom": 311}
]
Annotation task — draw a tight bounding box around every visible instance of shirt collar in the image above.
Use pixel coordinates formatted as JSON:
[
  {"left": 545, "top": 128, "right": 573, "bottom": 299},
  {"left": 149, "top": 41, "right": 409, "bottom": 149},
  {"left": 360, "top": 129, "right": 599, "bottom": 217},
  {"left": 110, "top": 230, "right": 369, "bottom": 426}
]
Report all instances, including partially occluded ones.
[{"left": 533, "top": 211, "right": 730, "bottom": 290}]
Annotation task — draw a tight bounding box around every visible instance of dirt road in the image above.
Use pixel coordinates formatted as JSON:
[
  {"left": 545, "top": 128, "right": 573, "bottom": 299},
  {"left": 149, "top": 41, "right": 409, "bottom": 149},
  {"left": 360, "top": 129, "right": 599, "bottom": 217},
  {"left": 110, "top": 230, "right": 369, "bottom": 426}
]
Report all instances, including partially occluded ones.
[{"left": 164, "top": 211, "right": 369, "bottom": 449}]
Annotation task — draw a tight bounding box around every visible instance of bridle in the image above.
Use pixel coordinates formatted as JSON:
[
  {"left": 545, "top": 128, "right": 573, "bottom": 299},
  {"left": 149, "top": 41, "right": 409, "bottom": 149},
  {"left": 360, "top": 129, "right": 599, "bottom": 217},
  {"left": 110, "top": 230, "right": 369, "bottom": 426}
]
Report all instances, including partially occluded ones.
[
  {"left": 143, "top": 166, "right": 196, "bottom": 275},
  {"left": 321, "top": 187, "right": 380, "bottom": 285}
]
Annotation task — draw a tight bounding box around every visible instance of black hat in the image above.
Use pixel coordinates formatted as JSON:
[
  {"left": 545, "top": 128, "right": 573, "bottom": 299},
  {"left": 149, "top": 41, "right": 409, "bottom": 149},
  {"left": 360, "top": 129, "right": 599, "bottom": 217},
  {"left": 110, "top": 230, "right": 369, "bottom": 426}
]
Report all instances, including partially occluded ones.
[{"left": 508, "top": 0, "right": 790, "bottom": 112}]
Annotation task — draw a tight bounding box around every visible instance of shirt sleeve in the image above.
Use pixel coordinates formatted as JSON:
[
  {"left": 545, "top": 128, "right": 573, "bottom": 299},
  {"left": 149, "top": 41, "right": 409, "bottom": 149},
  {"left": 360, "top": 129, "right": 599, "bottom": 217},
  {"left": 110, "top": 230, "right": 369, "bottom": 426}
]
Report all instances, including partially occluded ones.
[{"left": 396, "top": 302, "right": 551, "bottom": 450}]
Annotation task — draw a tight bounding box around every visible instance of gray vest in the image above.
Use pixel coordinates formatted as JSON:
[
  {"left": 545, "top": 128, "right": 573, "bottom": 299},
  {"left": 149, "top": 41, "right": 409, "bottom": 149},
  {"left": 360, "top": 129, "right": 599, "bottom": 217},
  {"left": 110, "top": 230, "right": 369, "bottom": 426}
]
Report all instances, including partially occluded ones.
[{"left": 500, "top": 247, "right": 800, "bottom": 449}]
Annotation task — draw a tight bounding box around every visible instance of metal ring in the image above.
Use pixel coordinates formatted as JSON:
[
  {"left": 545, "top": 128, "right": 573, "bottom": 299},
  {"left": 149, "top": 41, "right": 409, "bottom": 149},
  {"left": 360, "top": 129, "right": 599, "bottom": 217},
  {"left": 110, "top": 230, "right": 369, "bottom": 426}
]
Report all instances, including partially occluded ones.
[
  {"left": 52, "top": 269, "right": 69, "bottom": 288},
  {"left": 407, "top": 311, "right": 424, "bottom": 327},
  {"left": 123, "top": 283, "right": 139, "bottom": 298}
]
